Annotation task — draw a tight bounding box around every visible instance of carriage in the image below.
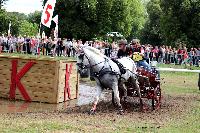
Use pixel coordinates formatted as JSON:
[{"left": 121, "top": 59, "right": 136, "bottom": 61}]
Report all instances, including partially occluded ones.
[
  {"left": 113, "top": 64, "right": 161, "bottom": 110},
  {"left": 113, "top": 53, "right": 161, "bottom": 110}
]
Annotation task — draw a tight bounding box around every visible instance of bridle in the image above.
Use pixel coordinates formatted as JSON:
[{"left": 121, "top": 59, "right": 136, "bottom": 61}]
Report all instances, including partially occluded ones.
[{"left": 77, "top": 52, "right": 108, "bottom": 71}]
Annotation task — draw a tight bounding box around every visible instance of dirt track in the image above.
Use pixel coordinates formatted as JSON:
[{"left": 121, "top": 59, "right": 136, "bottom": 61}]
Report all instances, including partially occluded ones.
[
  {"left": 2, "top": 92, "right": 198, "bottom": 126},
  {"left": 0, "top": 76, "right": 199, "bottom": 132}
]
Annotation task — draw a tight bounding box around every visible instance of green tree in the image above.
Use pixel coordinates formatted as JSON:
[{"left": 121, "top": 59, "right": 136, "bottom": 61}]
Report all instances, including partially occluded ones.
[
  {"left": 96, "top": 0, "right": 113, "bottom": 36},
  {"left": 0, "top": 0, "right": 8, "bottom": 9},
  {"left": 0, "top": 9, "right": 8, "bottom": 35},
  {"left": 140, "top": 0, "right": 163, "bottom": 45},
  {"left": 128, "top": 0, "right": 147, "bottom": 39},
  {"left": 28, "top": 11, "right": 42, "bottom": 26},
  {"left": 7, "top": 12, "right": 28, "bottom": 35},
  {"left": 0, "top": 10, "right": 24, "bottom": 36},
  {"left": 42, "top": 0, "right": 146, "bottom": 40},
  {"left": 160, "top": 0, "right": 200, "bottom": 47},
  {"left": 19, "top": 20, "right": 38, "bottom": 36}
]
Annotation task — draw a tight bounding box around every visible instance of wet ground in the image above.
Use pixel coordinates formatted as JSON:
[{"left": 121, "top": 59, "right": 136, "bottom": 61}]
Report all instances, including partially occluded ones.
[
  {"left": 0, "top": 78, "right": 199, "bottom": 115},
  {"left": 0, "top": 81, "right": 109, "bottom": 114}
]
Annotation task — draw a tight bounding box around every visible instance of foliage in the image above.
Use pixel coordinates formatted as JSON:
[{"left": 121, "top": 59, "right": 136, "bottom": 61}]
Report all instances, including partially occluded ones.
[
  {"left": 18, "top": 20, "right": 38, "bottom": 37},
  {"left": 42, "top": 0, "right": 146, "bottom": 40},
  {"left": 28, "top": 11, "right": 42, "bottom": 27},
  {"left": 7, "top": 12, "right": 28, "bottom": 36},
  {"left": 0, "top": 0, "right": 8, "bottom": 9},
  {"left": 0, "top": 9, "right": 8, "bottom": 35},
  {"left": 0, "top": 10, "right": 24, "bottom": 36},
  {"left": 0, "top": 7, "right": 40, "bottom": 37},
  {"left": 140, "top": 0, "right": 163, "bottom": 45},
  {"left": 128, "top": 0, "right": 147, "bottom": 40},
  {"left": 140, "top": 0, "right": 200, "bottom": 48},
  {"left": 160, "top": 0, "right": 200, "bottom": 47}
]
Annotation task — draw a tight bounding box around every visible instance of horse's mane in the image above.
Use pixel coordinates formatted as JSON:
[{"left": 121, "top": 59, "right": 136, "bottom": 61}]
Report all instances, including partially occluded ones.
[{"left": 84, "top": 46, "right": 108, "bottom": 58}]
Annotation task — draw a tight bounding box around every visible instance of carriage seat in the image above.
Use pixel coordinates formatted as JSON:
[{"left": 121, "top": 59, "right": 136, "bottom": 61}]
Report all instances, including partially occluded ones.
[{"left": 111, "top": 59, "right": 126, "bottom": 74}]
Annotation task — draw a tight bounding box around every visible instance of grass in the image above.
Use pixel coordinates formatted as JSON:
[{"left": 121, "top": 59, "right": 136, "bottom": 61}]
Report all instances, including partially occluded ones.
[
  {"left": 161, "top": 72, "right": 200, "bottom": 95},
  {"left": 158, "top": 101, "right": 200, "bottom": 133},
  {"left": 158, "top": 63, "right": 200, "bottom": 70},
  {"left": 0, "top": 119, "right": 80, "bottom": 133},
  {"left": 159, "top": 72, "right": 200, "bottom": 133}
]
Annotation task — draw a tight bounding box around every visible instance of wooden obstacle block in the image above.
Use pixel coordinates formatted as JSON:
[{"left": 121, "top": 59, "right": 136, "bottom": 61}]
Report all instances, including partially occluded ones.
[{"left": 0, "top": 55, "right": 79, "bottom": 103}]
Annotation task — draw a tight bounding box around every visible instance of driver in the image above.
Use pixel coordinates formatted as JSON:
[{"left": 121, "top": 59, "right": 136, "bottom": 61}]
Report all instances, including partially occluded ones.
[
  {"left": 131, "top": 39, "right": 151, "bottom": 71},
  {"left": 117, "top": 40, "right": 130, "bottom": 58},
  {"left": 132, "top": 39, "right": 160, "bottom": 80}
]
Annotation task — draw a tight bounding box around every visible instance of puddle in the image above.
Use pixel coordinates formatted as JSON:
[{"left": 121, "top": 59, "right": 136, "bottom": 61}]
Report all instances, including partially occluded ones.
[
  {"left": 0, "top": 98, "right": 76, "bottom": 113},
  {"left": 77, "top": 84, "right": 108, "bottom": 106},
  {"left": 0, "top": 83, "right": 109, "bottom": 114}
]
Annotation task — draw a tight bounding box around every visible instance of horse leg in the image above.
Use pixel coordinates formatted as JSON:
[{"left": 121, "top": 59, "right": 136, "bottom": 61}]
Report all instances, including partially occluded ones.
[
  {"left": 118, "top": 81, "right": 127, "bottom": 103},
  {"left": 131, "top": 75, "right": 144, "bottom": 111},
  {"left": 113, "top": 83, "right": 124, "bottom": 115},
  {"left": 89, "top": 85, "right": 102, "bottom": 115}
]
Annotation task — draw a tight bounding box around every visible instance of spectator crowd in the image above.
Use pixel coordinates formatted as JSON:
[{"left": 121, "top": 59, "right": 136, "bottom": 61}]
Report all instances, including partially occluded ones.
[{"left": 0, "top": 35, "right": 199, "bottom": 67}]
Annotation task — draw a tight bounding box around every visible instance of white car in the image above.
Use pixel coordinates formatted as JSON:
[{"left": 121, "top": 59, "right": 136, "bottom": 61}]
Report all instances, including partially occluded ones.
[{"left": 106, "top": 32, "right": 123, "bottom": 38}]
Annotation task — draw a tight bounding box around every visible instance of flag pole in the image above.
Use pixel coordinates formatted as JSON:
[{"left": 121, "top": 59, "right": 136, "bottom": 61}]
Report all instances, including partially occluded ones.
[{"left": 8, "top": 21, "right": 11, "bottom": 36}]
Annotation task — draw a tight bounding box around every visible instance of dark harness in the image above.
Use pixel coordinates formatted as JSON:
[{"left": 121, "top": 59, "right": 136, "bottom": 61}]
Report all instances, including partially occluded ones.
[
  {"left": 111, "top": 59, "right": 126, "bottom": 74},
  {"left": 77, "top": 53, "right": 126, "bottom": 87}
]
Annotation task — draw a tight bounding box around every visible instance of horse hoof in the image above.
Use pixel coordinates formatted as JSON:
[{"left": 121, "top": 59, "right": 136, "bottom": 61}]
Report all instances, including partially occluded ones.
[
  {"left": 88, "top": 109, "right": 96, "bottom": 115},
  {"left": 140, "top": 104, "right": 148, "bottom": 112},
  {"left": 117, "top": 109, "right": 124, "bottom": 115}
]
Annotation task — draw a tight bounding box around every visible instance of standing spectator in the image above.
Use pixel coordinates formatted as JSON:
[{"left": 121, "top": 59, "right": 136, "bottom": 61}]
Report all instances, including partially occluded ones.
[
  {"left": 165, "top": 46, "right": 169, "bottom": 64},
  {"left": 158, "top": 46, "right": 164, "bottom": 63},
  {"left": 25, "top": 37, "right": 31, "bottom": 54},
  {"left": 197, "top": 48, "right": 200, "bottom": 67},
  {"left": 63, "top": 38, "right": 67, "bottom": 56},
  {"left": 45, "top": 38, "right": 52, "bottom": 55},
  {"left": 66, "top": 39, "right": 72, "bottom": 57},
  {"left": 168, "top": 46, "right": 173, "bottom": 63},
  {"left": 18, "top": 36, "right": 24, "bottom": 53},
  {"left": 0, "top": 37, "right": 2, "bottom": 53},
  {"left": 189, "top": 48, "right": 195, "bottom": 65},
  {"left": 104, "top": 42, "right": 111, "bottom": 57},
  {"left": 144, "top": 44, "right": 150, "bottom": 64},
  {"left": 149, "top": 46, "right": 154, "bottom": 62},
  {"left": 2, "top": 35, "right": 7, "bottom": 51},
  {"left": 182, "top": 50, "right": 189, "bottom": 65},
  {"left": 51, "top": 38, "right": 57, "bottom": 56},
  {"left": 152, "top": 46, "right": 159, "bottom": 62},
  {"left": 194, "top": 48, "right": 199, "bottom": 67},
  {"left": 177, "top": 45, "right": 184, "bottom": 64},
  {"left": 172, "top": 48, "right": 178, "bottom": 64},
  {"left": 57, "top": 38, "right": 62, "bottom": 56}
]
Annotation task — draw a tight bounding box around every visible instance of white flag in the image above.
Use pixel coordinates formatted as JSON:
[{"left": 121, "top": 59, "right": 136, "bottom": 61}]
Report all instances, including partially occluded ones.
[
  {"left": 52, "top": 15, "right": 58, "bottom": 38},
  {"left": 41, "top": 0, "right": 56, "bottom": 28},
  {"left": 8, "top": 21, "right": 11, "bottom": 36}
]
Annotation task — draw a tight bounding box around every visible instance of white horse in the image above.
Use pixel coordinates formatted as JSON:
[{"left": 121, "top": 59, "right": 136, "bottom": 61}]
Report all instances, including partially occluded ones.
[{"left": 76, "top": 46, "right": 142, "bottom": 114}]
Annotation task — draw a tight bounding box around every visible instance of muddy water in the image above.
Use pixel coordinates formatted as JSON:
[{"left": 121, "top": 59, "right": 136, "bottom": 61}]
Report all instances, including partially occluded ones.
[
  {"left": 77, "top": 84, "right": 108, "bottom": 106},
  {"left": 0, "top": 83, "right": 108, "bottom": 114}
]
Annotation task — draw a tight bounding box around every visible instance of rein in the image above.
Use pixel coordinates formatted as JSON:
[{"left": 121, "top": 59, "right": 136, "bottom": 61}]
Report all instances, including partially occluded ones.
[
  {"left": 77, "top": 53, "right": 108, "bottom": 70},
  {"left": 77, "top": 53, "right": 119, "bottom": 78}
]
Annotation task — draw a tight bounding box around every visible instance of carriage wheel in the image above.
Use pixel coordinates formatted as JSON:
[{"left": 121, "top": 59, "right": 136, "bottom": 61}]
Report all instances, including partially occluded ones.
[
  {"left": 112, "top": 88, "right": 124, "bottom": 107},
  {"left": 152, "top": 83, "right": 161, "bottom": 110}
]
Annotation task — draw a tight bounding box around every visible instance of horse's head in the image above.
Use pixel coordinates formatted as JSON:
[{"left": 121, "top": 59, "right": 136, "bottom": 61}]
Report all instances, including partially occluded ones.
[
  {"left": 76, "top": 51, "right": 89, "bottom": 70},
  {"left": 74, "top": 46, "right": 90, "bottom": 78}
]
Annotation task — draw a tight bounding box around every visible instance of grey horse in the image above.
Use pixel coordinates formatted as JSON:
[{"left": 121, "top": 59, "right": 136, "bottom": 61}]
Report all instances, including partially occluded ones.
[{"left": 75, "top": 46, "right": 142, "bottom": 114}]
